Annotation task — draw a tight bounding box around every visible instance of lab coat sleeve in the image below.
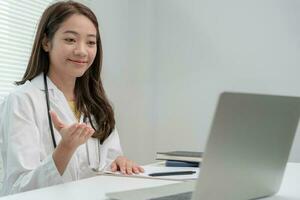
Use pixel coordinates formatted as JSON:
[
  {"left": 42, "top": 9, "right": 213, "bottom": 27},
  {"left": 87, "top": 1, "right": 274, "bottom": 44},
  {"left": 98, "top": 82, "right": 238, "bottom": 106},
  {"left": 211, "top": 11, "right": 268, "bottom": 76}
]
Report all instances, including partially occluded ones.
[
  {"left": 99, "top": 128, "right": 123, "bottom": 171},
  {"left": 0, "top": 93, "right": 65, "bottom": 195}
]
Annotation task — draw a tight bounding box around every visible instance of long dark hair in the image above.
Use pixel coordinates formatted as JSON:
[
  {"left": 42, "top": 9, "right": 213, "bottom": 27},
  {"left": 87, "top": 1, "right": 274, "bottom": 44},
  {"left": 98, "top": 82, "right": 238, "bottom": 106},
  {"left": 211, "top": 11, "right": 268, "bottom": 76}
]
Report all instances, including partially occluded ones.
[{"left": 16, "top": 1, "right": 115, "bottom": 143}]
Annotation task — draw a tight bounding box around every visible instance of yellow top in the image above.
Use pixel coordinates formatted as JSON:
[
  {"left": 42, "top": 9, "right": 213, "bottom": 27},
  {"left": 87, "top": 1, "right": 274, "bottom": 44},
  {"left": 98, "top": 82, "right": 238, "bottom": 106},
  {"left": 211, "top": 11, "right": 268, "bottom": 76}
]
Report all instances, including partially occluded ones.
[{"left": 68, "top": 100, "right": 81, "bottom": 121}]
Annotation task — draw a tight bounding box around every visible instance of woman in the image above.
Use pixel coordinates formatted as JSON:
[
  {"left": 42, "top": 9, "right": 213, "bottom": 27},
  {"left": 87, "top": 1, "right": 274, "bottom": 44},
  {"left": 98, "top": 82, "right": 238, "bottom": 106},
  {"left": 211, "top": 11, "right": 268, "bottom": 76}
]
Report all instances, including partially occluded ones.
[{"left": 0, "top": 1, "right": 143, "bottom": 196}]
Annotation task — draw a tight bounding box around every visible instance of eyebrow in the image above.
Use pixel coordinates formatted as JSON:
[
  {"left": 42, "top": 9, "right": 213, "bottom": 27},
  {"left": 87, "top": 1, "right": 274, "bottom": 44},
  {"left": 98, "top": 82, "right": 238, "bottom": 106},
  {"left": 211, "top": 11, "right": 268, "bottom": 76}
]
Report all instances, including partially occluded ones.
[{"left": 63, "top": 30, "right": 97, "bottom": 38}]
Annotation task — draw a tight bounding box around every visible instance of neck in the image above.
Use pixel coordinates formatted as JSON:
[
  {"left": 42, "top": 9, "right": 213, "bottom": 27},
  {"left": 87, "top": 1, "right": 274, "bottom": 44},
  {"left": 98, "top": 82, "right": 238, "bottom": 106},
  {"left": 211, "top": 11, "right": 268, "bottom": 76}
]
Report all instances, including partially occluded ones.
[{"left": 48, "top": 69, "right": 76, "bottom": 101}]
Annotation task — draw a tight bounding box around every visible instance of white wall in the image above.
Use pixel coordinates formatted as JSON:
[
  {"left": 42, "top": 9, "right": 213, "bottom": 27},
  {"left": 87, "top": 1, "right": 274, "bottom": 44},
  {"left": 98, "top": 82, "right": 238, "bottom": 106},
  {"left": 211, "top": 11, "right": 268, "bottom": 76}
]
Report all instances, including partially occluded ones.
[
  {"left": 90, "top": 0, "right": 300, "bottom": 164},
  {"left": 151, "top": 0, "right": 300, "bottom": 162}
]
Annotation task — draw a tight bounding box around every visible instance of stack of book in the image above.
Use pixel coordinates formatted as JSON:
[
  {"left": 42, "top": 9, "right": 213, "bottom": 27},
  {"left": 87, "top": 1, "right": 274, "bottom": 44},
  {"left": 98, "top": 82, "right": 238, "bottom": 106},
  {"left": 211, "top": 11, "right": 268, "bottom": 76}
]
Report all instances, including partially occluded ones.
[{"left": 156, "top": 151, "right": 203, "bottom": 167}]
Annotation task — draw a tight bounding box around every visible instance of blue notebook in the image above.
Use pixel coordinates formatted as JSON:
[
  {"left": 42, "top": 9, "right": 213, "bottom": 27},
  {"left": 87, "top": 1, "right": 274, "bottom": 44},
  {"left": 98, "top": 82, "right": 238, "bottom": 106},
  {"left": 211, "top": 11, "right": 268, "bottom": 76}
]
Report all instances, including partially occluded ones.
[{"left": 165, "top": 160, "right": 200, "bottom": 167}]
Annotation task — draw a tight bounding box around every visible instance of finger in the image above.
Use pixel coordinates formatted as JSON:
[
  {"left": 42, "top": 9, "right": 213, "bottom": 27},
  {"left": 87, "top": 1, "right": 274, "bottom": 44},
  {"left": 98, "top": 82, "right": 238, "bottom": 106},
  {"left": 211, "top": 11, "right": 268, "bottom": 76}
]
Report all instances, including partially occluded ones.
[
  {"left": 79, "top": 125, "right": 90, "bottom": 138},
  {"left": 132, "top": 165, "right": 140, "bottom": 174},
  {"left": 117, "top": 157, "right": 126, "bottom": 174},
  {"left": 138, "top": 166, "right": 144, "bottom": 173},
  {"left": 131, "top": 162, "right": 144, "bottom": 174},
  {"left": 85, "top": 124, "right": 95, "bottom": 133},
  {"left": 50, "top": 111, "right": 65, "bottom": 131},
  {"left": 68, "top": 123, "right": 79, "bottom": 134},
  {"left": 82, "top": 127, "right": 94, "bottom": 141},
  {"left": 126, "top": 161, "right": 133, "bottom": 175},
  {"left": 82, "top": 127, "right": 94, "bottom": 138},
  {"left": 71, "top": 123, "right": 86, "bottom": 138},
  {"left": 111, "top": 161, "right": 118, "bottom": 172},
  {"left": 87, "top": 128, "right": 95, "bottom": 137}
]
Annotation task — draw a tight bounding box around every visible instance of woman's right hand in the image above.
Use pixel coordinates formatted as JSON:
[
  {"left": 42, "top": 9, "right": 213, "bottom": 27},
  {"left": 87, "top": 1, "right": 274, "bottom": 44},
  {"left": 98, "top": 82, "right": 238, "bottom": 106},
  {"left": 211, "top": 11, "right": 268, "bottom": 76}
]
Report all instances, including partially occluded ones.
[{"left": 49, "top": 111, "right": 94, "bottom": 150}]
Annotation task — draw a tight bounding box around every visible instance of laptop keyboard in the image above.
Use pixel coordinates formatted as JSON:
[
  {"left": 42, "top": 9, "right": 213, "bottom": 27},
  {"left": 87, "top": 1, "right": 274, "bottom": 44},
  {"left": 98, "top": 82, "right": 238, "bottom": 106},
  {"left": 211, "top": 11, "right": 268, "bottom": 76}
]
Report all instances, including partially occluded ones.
[{"left": 149, "top": 192, "right": 193, "bottom": 200}]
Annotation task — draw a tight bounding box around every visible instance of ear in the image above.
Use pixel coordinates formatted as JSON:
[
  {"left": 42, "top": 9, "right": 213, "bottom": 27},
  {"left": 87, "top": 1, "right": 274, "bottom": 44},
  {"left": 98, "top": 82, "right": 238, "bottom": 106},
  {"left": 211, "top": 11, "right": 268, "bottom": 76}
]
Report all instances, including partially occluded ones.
[{"left": 42, "top": 34, "right": 50, "bottom": 52}]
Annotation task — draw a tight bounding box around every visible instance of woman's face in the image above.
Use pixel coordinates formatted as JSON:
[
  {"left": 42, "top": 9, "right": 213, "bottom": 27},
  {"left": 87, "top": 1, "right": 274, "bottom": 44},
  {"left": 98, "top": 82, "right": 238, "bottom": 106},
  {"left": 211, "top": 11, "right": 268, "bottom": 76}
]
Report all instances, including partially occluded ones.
[{"left": 44, "top": 14, "right": 97, "bottom": 78}]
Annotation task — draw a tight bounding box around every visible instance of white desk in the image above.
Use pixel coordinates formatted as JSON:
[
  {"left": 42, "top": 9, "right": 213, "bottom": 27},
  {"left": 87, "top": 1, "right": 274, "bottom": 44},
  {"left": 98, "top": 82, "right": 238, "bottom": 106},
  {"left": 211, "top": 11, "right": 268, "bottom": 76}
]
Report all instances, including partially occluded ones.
[{"left": 0, "top": 162, "right": 299, "bottom": 200}]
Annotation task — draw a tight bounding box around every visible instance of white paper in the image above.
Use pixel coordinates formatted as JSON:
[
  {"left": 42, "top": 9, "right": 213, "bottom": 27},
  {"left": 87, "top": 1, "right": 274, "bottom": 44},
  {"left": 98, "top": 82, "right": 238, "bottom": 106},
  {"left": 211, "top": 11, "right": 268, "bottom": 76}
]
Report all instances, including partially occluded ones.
[{"left": 102, "top": 166, "right": 200, "bottom": 180}]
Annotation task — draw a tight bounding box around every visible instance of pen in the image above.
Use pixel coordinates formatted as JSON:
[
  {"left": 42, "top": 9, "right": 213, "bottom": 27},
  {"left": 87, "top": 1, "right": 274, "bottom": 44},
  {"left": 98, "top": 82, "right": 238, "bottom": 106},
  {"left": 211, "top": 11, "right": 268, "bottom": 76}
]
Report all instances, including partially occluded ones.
[{"left": 148, "top": 170, "right": 196, "bottom": 177}]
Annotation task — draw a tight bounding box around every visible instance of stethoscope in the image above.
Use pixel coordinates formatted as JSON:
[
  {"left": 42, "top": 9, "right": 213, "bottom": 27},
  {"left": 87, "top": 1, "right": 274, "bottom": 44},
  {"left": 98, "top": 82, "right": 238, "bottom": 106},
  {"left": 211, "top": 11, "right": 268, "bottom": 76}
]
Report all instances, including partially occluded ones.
[{"left": 43, "top": 73, "right": 101, "bottom": 171}]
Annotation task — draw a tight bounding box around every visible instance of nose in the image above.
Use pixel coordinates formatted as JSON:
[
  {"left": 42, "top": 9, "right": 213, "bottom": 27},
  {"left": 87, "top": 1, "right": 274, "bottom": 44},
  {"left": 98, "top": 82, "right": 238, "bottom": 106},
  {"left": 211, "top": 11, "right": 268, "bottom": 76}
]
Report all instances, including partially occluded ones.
[{"left": 74, "top": 42, "right": 88, "bottom": 57}]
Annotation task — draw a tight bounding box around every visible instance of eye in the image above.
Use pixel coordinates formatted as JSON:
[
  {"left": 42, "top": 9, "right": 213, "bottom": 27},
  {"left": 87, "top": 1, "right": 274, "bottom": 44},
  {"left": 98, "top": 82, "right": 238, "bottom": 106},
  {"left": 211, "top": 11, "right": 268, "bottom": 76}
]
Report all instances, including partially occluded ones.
[
  {"left": 64, "top": 38, "right": 76, "bottom": 43},
  {"left": 87, "top": 41, "right": 96, "bottom": 46}
]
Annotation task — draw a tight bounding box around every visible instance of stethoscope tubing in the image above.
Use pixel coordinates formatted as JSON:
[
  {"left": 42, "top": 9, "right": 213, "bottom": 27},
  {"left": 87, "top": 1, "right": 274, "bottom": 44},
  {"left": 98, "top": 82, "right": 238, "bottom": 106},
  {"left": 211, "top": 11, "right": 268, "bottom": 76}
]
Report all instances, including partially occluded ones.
[{"left": 44, "top": 73, "right": 57, "bottom": 148}]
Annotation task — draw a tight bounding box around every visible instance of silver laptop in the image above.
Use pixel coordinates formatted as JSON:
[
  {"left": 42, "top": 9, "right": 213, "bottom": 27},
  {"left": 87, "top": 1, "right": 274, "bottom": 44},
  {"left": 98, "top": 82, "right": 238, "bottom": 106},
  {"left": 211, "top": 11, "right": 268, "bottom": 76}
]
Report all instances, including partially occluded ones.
[{"left": 107, "top": 92, "right": 300, "bottom": 200}]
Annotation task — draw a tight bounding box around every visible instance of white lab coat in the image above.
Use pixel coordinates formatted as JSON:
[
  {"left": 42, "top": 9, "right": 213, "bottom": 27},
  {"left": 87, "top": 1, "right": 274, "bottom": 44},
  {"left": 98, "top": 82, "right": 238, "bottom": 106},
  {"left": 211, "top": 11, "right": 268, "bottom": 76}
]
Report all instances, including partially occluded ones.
[{"left": 0, "top": 73, "right": 123, "bottom": 196}]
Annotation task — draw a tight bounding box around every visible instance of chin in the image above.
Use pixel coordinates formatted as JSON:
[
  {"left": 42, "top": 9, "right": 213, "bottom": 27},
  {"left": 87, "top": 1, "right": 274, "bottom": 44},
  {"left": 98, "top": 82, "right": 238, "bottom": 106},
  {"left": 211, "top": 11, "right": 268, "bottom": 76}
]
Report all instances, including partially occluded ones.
[
  {"left": 77, "top": 66, "right": 91, "bottom": 76},
  {"left": 76, "top": 71, "right": 87, "bottom": 78}
]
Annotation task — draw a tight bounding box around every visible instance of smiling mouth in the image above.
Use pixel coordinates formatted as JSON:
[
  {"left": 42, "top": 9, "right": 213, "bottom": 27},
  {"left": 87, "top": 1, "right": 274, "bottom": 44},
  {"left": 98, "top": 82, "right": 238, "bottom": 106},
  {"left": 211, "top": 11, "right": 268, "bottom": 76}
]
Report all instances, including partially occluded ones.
[{"left": 68, "top": 59, "right": 88, "bottom": 64}]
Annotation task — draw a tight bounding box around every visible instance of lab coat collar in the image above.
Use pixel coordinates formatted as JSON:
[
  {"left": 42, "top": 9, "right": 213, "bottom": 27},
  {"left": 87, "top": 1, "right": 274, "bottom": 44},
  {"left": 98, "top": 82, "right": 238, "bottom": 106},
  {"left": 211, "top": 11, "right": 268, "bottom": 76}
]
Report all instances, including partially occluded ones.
[
  {"left": 30, "top": 73, "right": 59, "bottom": 91},
  {"left": 30, "top": 73, "right": 82, "bottom": 123}
]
